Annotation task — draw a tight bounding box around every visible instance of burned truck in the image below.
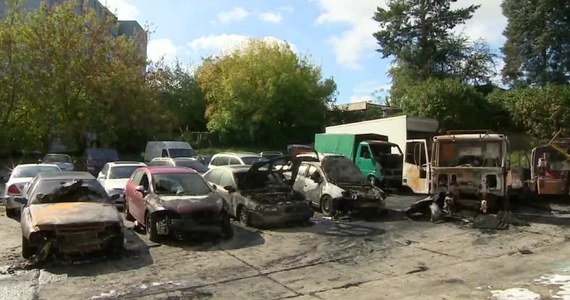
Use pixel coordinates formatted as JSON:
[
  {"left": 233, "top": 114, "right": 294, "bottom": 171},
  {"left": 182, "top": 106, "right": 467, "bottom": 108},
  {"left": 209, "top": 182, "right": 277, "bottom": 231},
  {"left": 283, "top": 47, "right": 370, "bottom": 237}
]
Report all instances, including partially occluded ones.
[{"left": 429, "top": 131, "right": 510, "bottom": 214}]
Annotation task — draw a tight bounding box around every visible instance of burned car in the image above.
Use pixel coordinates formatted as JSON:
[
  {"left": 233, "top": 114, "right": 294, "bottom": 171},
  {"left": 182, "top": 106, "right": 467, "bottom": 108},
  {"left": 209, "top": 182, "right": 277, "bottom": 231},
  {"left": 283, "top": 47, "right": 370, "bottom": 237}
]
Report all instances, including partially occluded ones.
[
  {"left": 429, "top": 131, "right": 510, "bottom": 214},
  {"left": 291, "top": 154, "right": 387, "bottom": 217},
  {"left": 15, "top": 171, "right": 124, "bottom": 260},
  {"left": 124, "top": 166, "right": 233, "bottom": 242},
  {"left": 203, "top": 156, "right": 314, "bottom": 228}
]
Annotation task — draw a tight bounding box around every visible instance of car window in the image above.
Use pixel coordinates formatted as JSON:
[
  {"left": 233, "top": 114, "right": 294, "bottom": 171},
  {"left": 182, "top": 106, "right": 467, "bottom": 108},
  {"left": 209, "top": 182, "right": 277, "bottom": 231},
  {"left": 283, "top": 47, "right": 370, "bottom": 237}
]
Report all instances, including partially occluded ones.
[
  {"left": 204, "top": 169, "right": 223, "bottom": 184},
  {"left": 161, "top": 149, "right": 168, "bottom": 157},
  {"left": 175, "top": 160, "right": 208, "bottom": 173},
  {"left": 131, "top": 170, "right": 144, "bottom": 183},
  {"left": 241, "top": 156, "right": 268, "bottom": 165},
  {"left": 153, "top": 173, "right": 212, "bottom": 196},
  {"left": 29, "top": 179, "right": 109, "bottom": 204},
  {"left": 217, "top": 156, "right": 230, "bottom": 165},
  {"left": 298, "top": 164, "right": 308, "bottom": 177},
  {"left": 101, "top": 164, "right": 109, "bottom": 176},
  {"left": 228, "top": 157, "right": 241, "bottom": 165},
  {"left": 219, "top": 170, "right": 235, "bottom": 188},
  {"left": 12, "top": 166, "right": 60, "bottom": 178},
  {"left": 109, "top": 166, "right": 142, "bottom": 179},
  {"left": 43, "top": 154, "right": 71, "bottom": 163},
  {"left": 169, "top": 148, "right": 195, "bottom": 158},
  {"left": 139, "top": 173, "right": 150, "bottom": 191}
]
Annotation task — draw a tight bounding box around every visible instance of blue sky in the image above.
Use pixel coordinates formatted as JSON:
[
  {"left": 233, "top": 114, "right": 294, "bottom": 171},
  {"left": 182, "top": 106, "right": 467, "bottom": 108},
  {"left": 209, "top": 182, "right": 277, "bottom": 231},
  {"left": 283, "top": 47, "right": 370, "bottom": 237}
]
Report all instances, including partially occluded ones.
[{"left": 103, "top": 0, "right": 506, "bottom": 104}]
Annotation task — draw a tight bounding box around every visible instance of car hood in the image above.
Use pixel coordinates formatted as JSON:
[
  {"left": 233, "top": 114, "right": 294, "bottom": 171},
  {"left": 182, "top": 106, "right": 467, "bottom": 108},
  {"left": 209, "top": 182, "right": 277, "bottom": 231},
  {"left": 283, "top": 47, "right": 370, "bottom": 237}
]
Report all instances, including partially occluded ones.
[
  {"left": 158, "top": 194, "right": 224, "bottom": 214},
  {"left": 29, "top": 202, "right": 121, "bottom": 228},
  {"left": 104, "top": 179, "right": 128, "bottom": 191},
  {"left": 241, "top": 155, "right": 301, "bottom": 189}
]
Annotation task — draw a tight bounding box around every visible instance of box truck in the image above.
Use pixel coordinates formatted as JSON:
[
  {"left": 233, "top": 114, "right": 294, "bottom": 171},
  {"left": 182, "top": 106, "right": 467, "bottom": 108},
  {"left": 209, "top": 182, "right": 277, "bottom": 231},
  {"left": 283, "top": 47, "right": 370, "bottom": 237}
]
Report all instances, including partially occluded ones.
[
  {"left": 325, "top": 115, "right": 439, "bottom": 194},
  {"left": 314, "top": 133, "right": 403, "bottom": 188}
]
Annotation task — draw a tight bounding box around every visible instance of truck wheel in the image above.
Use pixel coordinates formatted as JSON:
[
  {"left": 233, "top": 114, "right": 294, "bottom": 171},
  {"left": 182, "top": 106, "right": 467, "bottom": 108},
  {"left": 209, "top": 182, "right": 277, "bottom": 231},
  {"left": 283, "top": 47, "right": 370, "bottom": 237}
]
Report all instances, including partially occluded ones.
[
  {"left": 320, "top": 195, "right": 335, "bottom": 216},
  {"left": 146, "top": 213, "right": 161, "bottom": 243}
]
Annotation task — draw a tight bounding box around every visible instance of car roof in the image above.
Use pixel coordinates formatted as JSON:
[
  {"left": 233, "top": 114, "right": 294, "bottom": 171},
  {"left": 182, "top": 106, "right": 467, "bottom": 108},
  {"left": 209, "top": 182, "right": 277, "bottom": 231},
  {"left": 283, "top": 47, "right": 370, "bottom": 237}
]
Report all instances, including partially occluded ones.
[
  {"left": 14, "top": 163, "right": 60, "bottom": 169},
  {"left": 146, "top": 166, "right": 198, "bottom": 174},
  {"left": 108, "top": 161, "right": 146, "bottom": 166},
  {"left": 44, "top": 153, "right": 70, "bottom": 156},
  {"left": 173, "top": 157, "right": 199, "bottom": 161},
  {"left": 37, "top": 171, "right": 95, "bottom": 180},
  {"left": 211, "top": 165, "right": 251, "bottom": 173},
  {"left": 214, "top": 152, "right": 260, "bottom": 158}
]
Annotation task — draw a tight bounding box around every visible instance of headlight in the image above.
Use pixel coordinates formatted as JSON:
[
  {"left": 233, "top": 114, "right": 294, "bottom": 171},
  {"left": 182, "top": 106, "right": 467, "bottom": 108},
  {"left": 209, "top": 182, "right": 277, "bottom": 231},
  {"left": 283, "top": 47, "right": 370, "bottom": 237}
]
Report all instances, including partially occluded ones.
[
  {"left": 342, "top": 191, "right": 351, "bottom": 198},
  {"left": 262, "top": 206, "right": 279, "bottom": 213}
]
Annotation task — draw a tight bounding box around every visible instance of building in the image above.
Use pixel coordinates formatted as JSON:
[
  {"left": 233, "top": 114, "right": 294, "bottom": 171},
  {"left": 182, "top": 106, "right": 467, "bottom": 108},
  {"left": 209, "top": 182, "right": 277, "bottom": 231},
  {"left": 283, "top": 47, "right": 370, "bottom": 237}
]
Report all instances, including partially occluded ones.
[
  {"left": 335, "top": 101, "right": 403, "bottom": 118},
  {"left": 0, "top": 0, "right": 147, "bottom": 60}
]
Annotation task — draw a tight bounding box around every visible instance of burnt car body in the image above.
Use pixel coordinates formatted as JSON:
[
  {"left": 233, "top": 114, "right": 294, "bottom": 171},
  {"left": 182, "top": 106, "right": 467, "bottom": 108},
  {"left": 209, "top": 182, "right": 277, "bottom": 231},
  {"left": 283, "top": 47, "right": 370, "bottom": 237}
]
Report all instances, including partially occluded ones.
[
  {"left": 203, "top": 156, "right": 314, "bottom": 228},
  {"left": 124, "top": 166, "right": 233, "bottom": 242},
  {"left": 16, "top": 171, "right": 124, "bottom": 259},
  {"left": 291, "top": 154, "right": 386, "bottom": 217},
  {"left": 430, "top": 131, "right": 510, "bottom": 213}
]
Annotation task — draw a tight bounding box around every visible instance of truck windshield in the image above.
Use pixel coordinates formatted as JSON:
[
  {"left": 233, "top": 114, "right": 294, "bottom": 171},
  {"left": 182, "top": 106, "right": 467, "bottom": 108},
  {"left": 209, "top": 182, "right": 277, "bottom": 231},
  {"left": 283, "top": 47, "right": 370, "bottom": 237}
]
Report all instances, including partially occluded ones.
[
  {"left": 437, "top": 140, "right": 503, "bottom": 167},
  {"left": 321, "top": 156, "right": 368, "bottom": 185},
  {"left": 169, "top": 148, "right": 195, "bottom": 158}
]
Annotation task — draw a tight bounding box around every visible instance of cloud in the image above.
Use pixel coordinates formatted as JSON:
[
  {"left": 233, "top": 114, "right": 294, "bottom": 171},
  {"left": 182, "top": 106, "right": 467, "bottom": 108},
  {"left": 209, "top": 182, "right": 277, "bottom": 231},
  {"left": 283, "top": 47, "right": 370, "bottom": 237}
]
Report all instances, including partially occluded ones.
[
  {"left": 277, "top": 6, "right": 295, "bottom": 13},
  {"left": 187, "top": 34, "right": 297, "bottom": 56},
  {"left": 259, "top": 12, "right": 283, "bottom": 24},
  {"left": 101, "top": 0, "right": 139, "bottom": 20},
  {"left": 312, "top": 0, "right": 506, "bottom": 69},
  {"left": 216, "top": 7, "right": 250, "bottom": 24},
  {"left": 147, "top": 38, "right": 179, "bottom": 62}
]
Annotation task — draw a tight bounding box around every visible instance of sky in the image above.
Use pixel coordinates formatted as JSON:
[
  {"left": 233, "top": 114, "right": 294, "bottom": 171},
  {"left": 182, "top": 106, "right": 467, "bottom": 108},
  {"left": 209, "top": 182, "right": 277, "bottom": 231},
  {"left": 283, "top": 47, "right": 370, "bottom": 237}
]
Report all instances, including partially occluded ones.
[{"left": 101, "top": 0, "right": 507, "bottom": 104}]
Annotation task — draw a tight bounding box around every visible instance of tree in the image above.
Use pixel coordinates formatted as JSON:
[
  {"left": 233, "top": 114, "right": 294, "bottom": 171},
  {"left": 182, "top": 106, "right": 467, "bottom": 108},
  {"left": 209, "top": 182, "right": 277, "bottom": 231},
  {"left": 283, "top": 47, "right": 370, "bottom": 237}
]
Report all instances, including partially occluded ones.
[
  {"left": 501, "top": 0, "right": 570, "bottom": 86},
  {"left": 196, "top": 39, "right": 337, "bottom": 146}
]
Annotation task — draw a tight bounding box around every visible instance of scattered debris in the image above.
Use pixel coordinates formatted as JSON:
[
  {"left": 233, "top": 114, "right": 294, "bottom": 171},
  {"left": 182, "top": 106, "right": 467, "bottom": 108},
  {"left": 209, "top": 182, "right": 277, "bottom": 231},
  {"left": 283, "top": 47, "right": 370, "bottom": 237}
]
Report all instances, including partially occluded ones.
[
  {"left": 490, "top": 288, "right": 541, "bottom": 300},
  {"left": 406, "top": 265, "right": 428, "bottom": 274},
  {"left": 519, "top": 249, "right": 534, "bottom": 255}
]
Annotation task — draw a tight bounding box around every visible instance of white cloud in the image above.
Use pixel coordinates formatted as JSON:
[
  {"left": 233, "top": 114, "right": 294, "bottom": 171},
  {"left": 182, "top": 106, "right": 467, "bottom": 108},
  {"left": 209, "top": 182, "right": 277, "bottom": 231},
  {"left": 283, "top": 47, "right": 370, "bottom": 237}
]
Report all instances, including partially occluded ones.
[
  {"left": 259, "top": 12, "right": 283, "bottom": 24},
  {"left": 216, "top": 7, "right": 250, "bottom": 24},
  {"left": 101, "top": 0, "right": 139, "bottom": 20},
  {"left": 147, "top": 38, "right": 179, "bottom": 62},
  {"left": 187, "top": 34, "right": 297, "bottom": 56},
  {"left": 312, "top": 0, "right": 506, "bottom": 69}
]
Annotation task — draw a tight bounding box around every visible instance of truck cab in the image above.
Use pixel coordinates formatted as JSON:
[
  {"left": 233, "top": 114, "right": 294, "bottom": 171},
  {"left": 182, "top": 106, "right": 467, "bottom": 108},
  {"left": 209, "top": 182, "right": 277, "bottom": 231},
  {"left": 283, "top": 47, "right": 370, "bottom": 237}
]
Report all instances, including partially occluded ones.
[{"left": 430, "top": 130, "right": 510, "bottom": 212}]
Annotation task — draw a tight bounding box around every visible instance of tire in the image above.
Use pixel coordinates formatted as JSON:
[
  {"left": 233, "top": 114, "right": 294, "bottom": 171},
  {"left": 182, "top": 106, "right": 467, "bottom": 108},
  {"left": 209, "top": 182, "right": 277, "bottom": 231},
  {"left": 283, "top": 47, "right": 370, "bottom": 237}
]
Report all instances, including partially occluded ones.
[
  {"left": 221, "top": 215, "right": 234, "bottom": 240},
  {"left": 124, "top": 200, "right": 134, "bottom": 221},
  {"left": 6, "top": 208, "right": 17, "bottom": 219},
  {"left": 146, "top": 213, "right": 161, "bottom": 243},
  {"left": 106, "top": 235, "right": 124, "bottom": 258},
  {"left": 320, "top": 195, "right": 335, "bottom": 216},
  {"left": 367, "top": 175, "right": 377, "bottom": 186},
  {"left": 22, "top": 236, "right": 34, "bottom": 259},
  {"left": 238, "top": 206, "right": 252, "bottom": 227}
]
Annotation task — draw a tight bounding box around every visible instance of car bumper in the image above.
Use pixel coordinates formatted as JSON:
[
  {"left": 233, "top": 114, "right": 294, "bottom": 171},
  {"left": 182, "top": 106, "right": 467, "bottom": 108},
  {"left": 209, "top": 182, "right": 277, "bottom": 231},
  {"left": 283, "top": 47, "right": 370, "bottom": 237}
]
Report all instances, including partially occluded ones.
[
  {"left": 250, "top": 207, "right": 314, "bottom": 226},
  {"left": 168, "top": 219, "right": 224, "bottom": 234},
  {"left": 337, "top": 197, "right": 385, "bottom": 210}
]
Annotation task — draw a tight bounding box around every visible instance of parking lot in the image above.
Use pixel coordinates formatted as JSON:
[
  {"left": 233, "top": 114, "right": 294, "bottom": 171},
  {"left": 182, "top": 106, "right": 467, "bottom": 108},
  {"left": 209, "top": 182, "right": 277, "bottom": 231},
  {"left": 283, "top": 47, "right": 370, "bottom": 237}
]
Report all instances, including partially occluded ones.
[{"left": 1, "top": 194, "right": 570, "bottom": 300}]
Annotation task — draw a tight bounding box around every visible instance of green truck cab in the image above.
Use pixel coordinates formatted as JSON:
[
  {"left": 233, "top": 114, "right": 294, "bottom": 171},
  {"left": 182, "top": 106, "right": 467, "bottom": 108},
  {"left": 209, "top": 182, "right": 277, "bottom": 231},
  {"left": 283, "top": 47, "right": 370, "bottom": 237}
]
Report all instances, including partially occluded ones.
[{"left": 314, "top": 133, "right": 403, "bottom": 188}]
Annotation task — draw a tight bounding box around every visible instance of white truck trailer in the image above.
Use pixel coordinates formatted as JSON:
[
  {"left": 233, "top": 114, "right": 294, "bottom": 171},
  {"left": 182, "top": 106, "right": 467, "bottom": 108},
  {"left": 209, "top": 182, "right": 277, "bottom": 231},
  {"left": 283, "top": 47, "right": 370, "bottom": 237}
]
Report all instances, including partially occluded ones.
[{"left": 325, "top": 115, "right": 439, "bottom": 194}]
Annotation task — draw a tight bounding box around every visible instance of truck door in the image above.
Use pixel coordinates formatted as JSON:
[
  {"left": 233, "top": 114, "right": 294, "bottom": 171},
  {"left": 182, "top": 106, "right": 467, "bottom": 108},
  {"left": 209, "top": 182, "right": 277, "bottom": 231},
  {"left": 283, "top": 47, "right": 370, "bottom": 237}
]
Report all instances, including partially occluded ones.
[
  {"left": 355, "top": 143, "right": 381, "bottom": 183},
  {"left": 403, "top": 139, "right": 430, "bottom": 194}
]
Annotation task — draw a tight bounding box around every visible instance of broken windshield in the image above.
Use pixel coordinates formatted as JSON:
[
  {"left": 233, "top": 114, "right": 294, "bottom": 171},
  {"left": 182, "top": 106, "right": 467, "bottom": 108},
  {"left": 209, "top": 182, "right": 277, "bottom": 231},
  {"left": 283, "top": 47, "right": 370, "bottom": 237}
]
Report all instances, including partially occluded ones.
[
  {"left": 436, "top": 140, "right": 504, "bottom": 167},
  {"left": 30, "top": 179, "right": 109, "bottom": 204},
  {"left": 236, "top": 169, "right": 287, "bottom": 190},
  {"left": 153, "top": 173, "right": 212, "bottom": 196},
  {"left": 321, "top": 156, "right": 368, "bottom": 185}
]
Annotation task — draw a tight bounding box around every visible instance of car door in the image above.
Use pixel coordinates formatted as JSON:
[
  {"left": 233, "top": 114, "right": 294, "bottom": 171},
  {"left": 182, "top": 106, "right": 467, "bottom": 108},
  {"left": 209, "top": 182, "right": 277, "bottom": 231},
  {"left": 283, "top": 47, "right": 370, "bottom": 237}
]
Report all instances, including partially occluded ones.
[
  {"left": 403, "top": 139, "right": 430, "bottom": 194},
  {"left": 217, "top": 170, "right": 237, "bottom": 216},
  {"left": 126, "top": 171, "right": 146, "bottom": 222},
  {"left": 292, "top": 163, "right": 309, "bottom": 193}
]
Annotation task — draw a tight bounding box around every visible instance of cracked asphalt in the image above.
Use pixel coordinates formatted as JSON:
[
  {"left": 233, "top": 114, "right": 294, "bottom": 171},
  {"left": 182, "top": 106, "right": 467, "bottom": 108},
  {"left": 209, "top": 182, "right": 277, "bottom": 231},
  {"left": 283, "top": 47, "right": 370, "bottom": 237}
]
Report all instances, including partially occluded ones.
[{"left": 1, "top": 195, "right": 570, "bottom": 300}]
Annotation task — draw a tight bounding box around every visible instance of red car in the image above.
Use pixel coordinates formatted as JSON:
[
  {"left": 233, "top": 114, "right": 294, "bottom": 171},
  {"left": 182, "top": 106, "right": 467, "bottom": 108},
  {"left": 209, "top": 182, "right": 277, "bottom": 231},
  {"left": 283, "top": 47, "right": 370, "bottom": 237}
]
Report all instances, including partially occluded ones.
[{"left": 123, "top": 166, "right": 233, "bottom": 242}]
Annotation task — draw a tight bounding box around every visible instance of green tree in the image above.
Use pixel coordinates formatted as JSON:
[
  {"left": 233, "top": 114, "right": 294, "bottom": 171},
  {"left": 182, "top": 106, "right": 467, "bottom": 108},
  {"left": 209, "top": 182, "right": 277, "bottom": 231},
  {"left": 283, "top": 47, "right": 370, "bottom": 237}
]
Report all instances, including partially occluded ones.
[
  {"left": 501, "top": 0, "right": 570, "bottom": 86},
  {"left": 196, "top": 39, "right": 337, "bottom": 146}
]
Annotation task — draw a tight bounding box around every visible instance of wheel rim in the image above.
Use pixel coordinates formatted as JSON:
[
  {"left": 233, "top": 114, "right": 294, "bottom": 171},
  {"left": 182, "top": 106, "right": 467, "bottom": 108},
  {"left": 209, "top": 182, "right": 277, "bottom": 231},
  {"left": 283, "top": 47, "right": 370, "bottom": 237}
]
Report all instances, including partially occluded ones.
[
  {"left": 239, "top": 208, "right": 248, "bottom": 224},
  {"left": 322, "top": 198, "right": 331, "bottom": 214},
  {"left": 368, "top": 176, "right": 375, "bottom": 185}
]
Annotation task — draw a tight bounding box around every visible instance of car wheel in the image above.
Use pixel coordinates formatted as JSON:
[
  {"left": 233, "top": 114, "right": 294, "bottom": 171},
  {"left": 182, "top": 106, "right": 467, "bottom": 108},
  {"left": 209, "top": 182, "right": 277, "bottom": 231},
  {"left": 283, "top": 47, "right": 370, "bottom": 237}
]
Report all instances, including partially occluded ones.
[
  {"left": 21, "top": 236, "right": 34, "bottom": 259},
  {"left": 6, "top": 208, "right": 17, "bottom": 219},
  {"left": 106, "top": 235, "right": 124, "bottom": 259},
  {"left": 320, "top": 195, "right": 335, "bottom": 216},
  {"left": 221, "top": 215, "right": 234, "bottom": 239},
  {"left": 367, "top": 175, "right": 377, "bottom": 186},
  {"left": 146, "top": 213, "right": 161, "bottom": 243},
  {"left": 124, "top": 201, "right": 134, "bottom": 222},
  {"left": 238, "top": 206, "right": 251, "bottom": 227}
]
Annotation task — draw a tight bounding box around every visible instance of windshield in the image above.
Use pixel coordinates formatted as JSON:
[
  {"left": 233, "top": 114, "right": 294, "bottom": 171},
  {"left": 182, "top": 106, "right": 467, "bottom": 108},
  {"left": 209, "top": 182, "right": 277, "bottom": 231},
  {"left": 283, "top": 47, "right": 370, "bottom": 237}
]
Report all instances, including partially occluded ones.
[
  {"left": 175, "top": 160, "right": 208, "bottom": 173},
  {"left": 436, "top": 140, "right": 504, "bottom": 167},
  {"left": 109, "top": 165, "right": 141, "bottom": 179},
  {"left": 241, "top": 156, "right": 269, "bottom": 165},
  {"left": 30, "top": 179, "right": 109, "bottom": 204},
  {"left": 369, "top": 143, "right": 403, "bottom": 168},
  {"left": 235, "top": 169, "right": 287, "bottom": 190},
  {"left": 12, "top": 166, "right": 60, "bottom": 178},
  {"left": 153, "top": 173, "right": 212, "bottom": 196},
  {"left": 43, "top": 154, "right": 71, "bottom": 163},
  {"left": 88, "top": 149, "right": 119, "bottom": 161},
  {"left": 169, "top": 148, "right": 195, "bottom": 158},
  {"left": 321, "top": 156, "right": 368, "bottom": 185}
]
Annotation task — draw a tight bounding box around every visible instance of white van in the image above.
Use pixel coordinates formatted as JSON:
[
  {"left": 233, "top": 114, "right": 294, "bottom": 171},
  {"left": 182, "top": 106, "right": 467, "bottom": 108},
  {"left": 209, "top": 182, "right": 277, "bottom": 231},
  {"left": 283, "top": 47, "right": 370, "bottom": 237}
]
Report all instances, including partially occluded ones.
[{"left": 144, "top": 141, "right": 195, "bottom": 163}]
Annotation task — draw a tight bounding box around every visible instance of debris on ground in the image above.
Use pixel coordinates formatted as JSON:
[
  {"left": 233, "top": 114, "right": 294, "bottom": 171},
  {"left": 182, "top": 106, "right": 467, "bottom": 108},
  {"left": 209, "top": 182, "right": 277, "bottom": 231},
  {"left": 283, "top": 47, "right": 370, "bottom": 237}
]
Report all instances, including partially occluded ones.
[
  {"left": 407, "top": 265, "right": 428, "bottom": 274},
  {"left": 519, "top": 249, "right": 533, "bottom": 255}
]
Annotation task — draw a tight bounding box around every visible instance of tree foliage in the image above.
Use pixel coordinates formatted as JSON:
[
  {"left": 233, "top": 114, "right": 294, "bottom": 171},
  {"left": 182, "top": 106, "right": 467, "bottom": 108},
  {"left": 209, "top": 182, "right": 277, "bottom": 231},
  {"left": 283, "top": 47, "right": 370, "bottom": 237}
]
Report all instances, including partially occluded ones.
[
  {"left": 501, "top": 0, "right": 570, "bottom": 86},
  {"left": 196, "top": 40, "right": 337, "bottom": 146}
]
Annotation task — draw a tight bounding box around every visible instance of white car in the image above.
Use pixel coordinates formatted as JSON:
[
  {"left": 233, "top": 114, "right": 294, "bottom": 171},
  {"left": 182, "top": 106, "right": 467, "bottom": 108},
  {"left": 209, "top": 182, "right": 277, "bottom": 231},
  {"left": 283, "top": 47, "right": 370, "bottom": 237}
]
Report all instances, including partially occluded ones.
[
  {"left": 42, "top": 153, "right": 75, "bottom": 171},
  {"left": 97, "top": 161, "right": 146, "bottom": 208},
  {"left": 208, "top": 152, "right": 268, "bottom": 169},
  {"left": 2, "top": 163, "right": 61, "bottom": 218}
]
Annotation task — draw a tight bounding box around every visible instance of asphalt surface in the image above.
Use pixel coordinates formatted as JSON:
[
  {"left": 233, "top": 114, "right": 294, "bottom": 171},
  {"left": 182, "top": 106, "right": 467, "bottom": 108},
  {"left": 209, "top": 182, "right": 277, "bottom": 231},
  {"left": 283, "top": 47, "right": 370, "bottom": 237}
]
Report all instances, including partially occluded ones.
[{"left": 1, "top": 194, "right": 570, "bottom": 299}]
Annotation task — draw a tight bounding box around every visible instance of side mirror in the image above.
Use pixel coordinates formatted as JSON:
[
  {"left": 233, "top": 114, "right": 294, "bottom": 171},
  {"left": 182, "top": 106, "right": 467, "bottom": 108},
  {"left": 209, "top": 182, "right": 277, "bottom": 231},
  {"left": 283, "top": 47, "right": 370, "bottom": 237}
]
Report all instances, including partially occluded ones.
[
  {"left": 13, "top": 196, "right": 27, "bottom": 205},
  {"left": 135, "top": 185, "right": 148, "bottom": 195},
  {"left": 211, "top": 184, "right": 217, "bottom": 190},
  {"left": 224, "top": 186, "right": 236, "bottom": 193},
  {"left": 2, "top": 175, "right": 9, "bottom": 183}
]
